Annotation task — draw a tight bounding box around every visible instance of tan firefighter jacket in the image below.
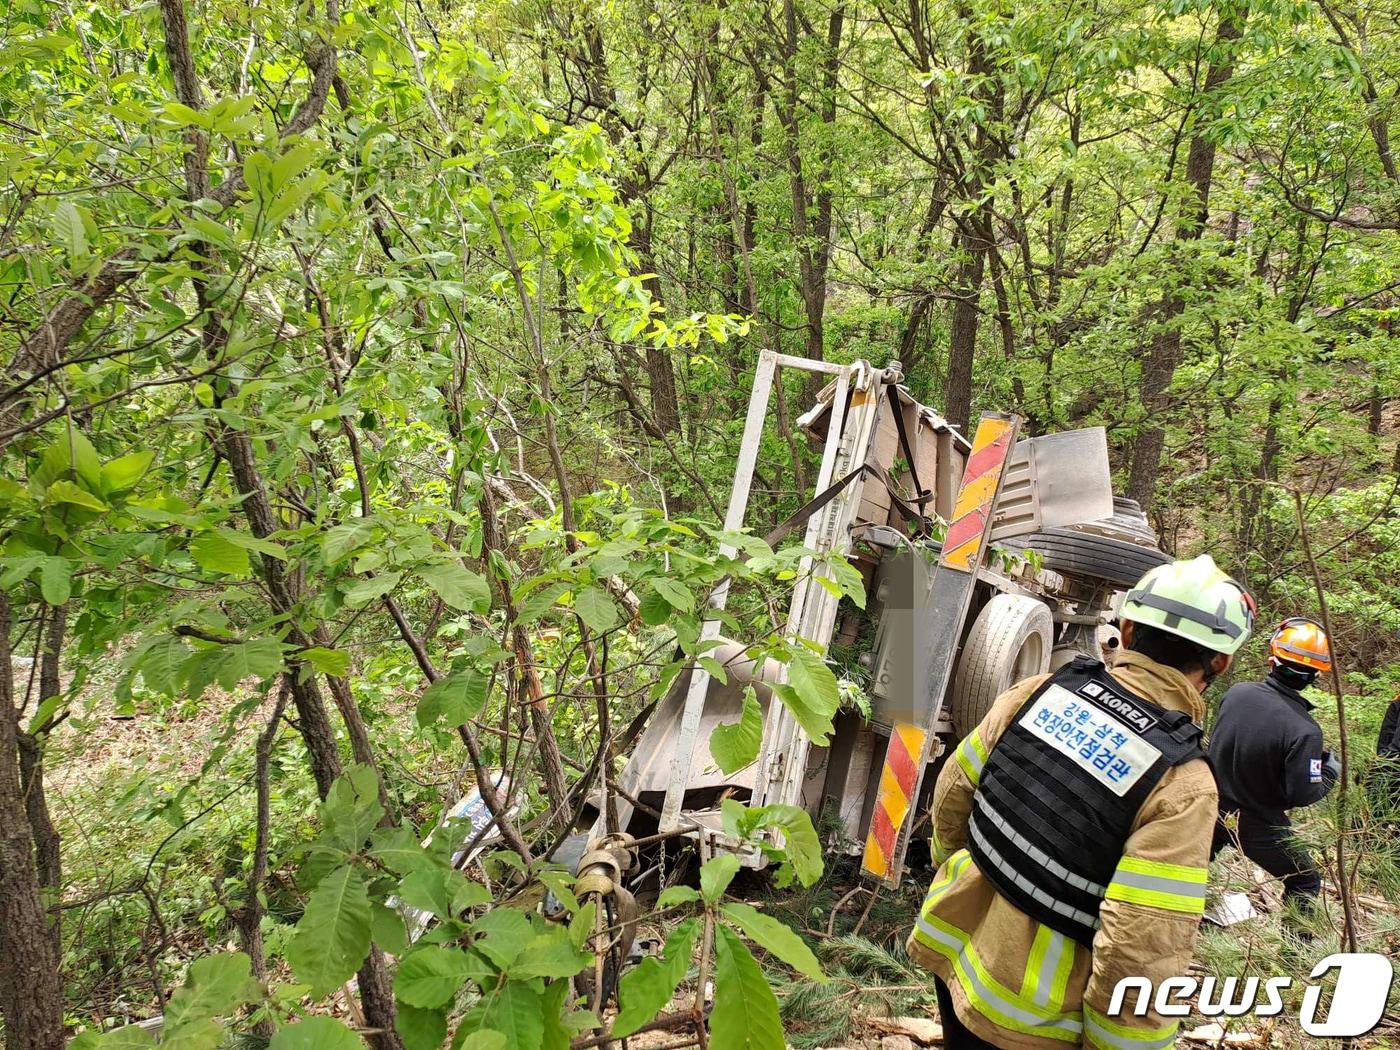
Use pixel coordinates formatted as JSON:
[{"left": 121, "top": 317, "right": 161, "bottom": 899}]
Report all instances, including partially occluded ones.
[{"left": 906, "top": 650, "right": 1218, "bottom": 1050}]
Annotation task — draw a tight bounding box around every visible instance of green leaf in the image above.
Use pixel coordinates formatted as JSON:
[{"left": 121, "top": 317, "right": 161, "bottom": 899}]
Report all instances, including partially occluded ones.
[
  {"left": 301, "top": 646, "right": 350, "bottom": 677},
  {"left": 657, "top": 885, "right": 700, "bottom": 909},
  {"left": 38, "top": 430, "right": 101, "bottom": 491},
  {"left": 163, "top": 100, "right": 210, "bottom": 129},
  {"left": 613, "top": 919, "right": 699, "bottom": 1037},
  {"left": 456, "top": 1033, "right": 507, "bottom": 1050},
  {"left": 537, "top": 869, "right": 579, "bottom": 913},
  {"left": 398, "top": 866, "right": 456, "bottom": 919},
  {"left": 286, "top": 865, "right": 373, "bottom": 996},
  {"left": 700, "top": 854, "right": 740, "bottom": 903},
  {"left": 268, "top": 1017, "right": 364, "bottom": 1050},
  {"left": 163, "top": 1031, "right": 226, "bottom": 1050},
  {"left": 777, "top": 648, "right": 840, "bottom": 746},
  {"left": 342, "top": 571, "right": 402, "bottom": 607},
  {"left": 721, "top": 902, "right": 825, "bottom": 980},
  {"left": 824, "top": 556, "right": 866, "bottom": 609},
  {"left": 511, "top": 928, "right": 590, "bottom": 979},
  {"left": 47, "top": 479, "right": 108, "bottom": 512},
  {"left": 54, "top": 199, "right": 88, "bottom": 259},
  {"left": 573, "top": 585, "right": 618, "bottom": 632},
  {"left": 710, "top": 927, "right": 785, "bottom": 1050},
  {"left": 709, "top": 686, "right": 762, "bottom": 774},
  {"left": 323, "top": 519, "right": 376, "bottom": 564},
  {"left": 652, "top": 577, "right": 694, "bottom": 612},
  {"left": 79, "top": 1027, "right": 156, "bottom": 1049},
  {"left": 215, "top": 526, "right": 287, "bottom": 561},
  {"left": 39, "top": 557, "right": 71, "bottom": 605},
  {"left": 164, "top": 952, "right": 260, "bottom": 1034},
  {"left": 470, "top": 908, "right": 533, "bottom": 969},
  {"left": 322, "top": 765, "right": 385, "bottom": 853},
  {"left": 396, "top": 1005, "right": 447, "bottom": 1050},
  {"left": 724, "top": 803, "right": 824, "bottom": 889},
  {"left": 422, "top": 561, "right": 491, "bottom": 613},
  {"left": 27, "top": 694, "right": 64, "bottom": 734},
  {"left": 370, "top": 825, "right": 432, "bottom": 876},
  {"left": 371, "top": 903, "right": 408, "bottom": 956},
  {"left": 453, "top": 878, "right": 491, "bottom": 912},
  {"left": 699, "top": 656, "right": 729, "bottom": 684},
  {"left": 394, "top": 945, "right": 478, "bottom": 1009},
  {"left": 138, "top": 636, "right": 189, "bottom": 696},
  {"left": 638, "top": 589, "right": 671, "bottom": 626},
  {"left": 478, "top": 981, "right": 543, "bottom": 1050},
  {"left": 210, "top": 637, "right": 285, "bottom": 689},
  {"left": 190, "top": 533, "right": 251, "bottom": 577},
  {"left": 0, "top": 553, "right": 44, "bottom": 589},
  {"left": 417, "top": 670, "right": 488, "bottom": 728},
  {"left": 516, "top": 580, "right": 568, "bottom": 624},
  {"left": 540, "top": 979, "right": 573, "bottom": 1050},
  {"left": 568, "top": 901, "right": 596, "bottom": 950},
  {"left": 100, "top": 450, "right": 155, "bottom": 495}
]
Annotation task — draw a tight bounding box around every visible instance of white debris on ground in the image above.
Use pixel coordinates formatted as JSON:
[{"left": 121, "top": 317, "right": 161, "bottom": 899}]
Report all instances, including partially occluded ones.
[{"left": 1182, "top": 1021, "right": 1265, "bottom": 1045}]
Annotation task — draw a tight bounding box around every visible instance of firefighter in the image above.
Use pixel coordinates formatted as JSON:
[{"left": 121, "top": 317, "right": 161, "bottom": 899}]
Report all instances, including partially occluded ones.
[
  {"left": 1367, "top": 687, "right": 1400, "bottom": 820},
  {"left": 908, "top": 555, "right": 1254, "bottom": 1050},
  {"left": 1209, "top": 618, "right": 1339, "bottom": 917}
]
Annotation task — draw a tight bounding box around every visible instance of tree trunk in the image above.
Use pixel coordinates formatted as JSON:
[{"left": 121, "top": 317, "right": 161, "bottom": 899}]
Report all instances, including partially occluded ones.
[
  {"left": 0, "top": 596, "right": 65, "bottom": 1050},
  {"left": 18, "top": 605, "right": 64, "bottom": 959},
  {"left": 940, "top": 7, "right": 999, "bottom": 434},
  {"left": 222, "top": 427, "right": 405, "bottom": 1050},
  {"left": 777, "top": 0, "right": 845, "bottom": 371},
  {"left": 897, "top": 184, "right": 948, "bottom": 381},
  {"left": 575, "top": 17, "right": 681, "bottom": 434},
  {"left": 633, "top": 218, "right": 682, "bottom": 433},
  {"left": 1128, "top": 9, "right": 1244, "bottom": 509},
  {"left": 944, "top": 226, "right": 987, "bottom": 434},
  {"left": 235, "top": 685, "right": 288, "bottom": 1039}
]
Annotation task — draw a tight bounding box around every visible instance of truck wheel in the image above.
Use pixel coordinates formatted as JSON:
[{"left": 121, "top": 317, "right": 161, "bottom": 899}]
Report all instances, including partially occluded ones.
[
  {"left": 948, "top": 594, "right": 1053, "bottom": 735},
  {"left": 1023, "top": 530, "right": 1169, "bottom": 588}
]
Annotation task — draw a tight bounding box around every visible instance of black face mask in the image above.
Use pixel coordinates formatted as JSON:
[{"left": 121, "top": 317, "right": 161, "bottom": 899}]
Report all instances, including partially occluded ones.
[{"left": 1270, "top": 663, "right": 1317, "bottom": 691}]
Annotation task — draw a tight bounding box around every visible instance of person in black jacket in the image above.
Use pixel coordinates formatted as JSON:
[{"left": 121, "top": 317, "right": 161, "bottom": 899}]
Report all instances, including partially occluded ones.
[
  {"left": 1367, "top": 688, "right": 1400, "bottom": 820},
  {"left": 1210, "top": 618, "right": 1339, "bottom": 915}
]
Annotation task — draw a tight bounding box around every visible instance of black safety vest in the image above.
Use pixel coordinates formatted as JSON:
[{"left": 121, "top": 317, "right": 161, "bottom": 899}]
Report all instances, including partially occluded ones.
[{"left": 966, "top": 657, "right": 1205, "bottom": 947}]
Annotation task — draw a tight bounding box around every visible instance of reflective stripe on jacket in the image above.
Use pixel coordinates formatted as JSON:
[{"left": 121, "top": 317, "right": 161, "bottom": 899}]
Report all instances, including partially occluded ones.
[{"left": 907, "top": 650, "right": 1218, "bottom": 1050}]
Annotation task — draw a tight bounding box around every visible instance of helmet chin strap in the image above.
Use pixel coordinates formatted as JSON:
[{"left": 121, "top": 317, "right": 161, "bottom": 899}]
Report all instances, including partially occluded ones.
[{"left": 1200, "top": 655, "right": 1220, "bottom": 686}]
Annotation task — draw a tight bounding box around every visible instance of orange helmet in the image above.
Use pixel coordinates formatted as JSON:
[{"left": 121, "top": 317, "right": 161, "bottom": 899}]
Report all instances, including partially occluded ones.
[{"left": 1269, "top": 617, "right": 1332, "bottom": 673}]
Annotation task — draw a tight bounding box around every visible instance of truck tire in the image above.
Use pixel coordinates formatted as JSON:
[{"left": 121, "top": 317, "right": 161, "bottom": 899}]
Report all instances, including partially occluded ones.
[
  {"left": 1023, "top": 530, "right": 1170, "bottom": 588},
  {"left": 949, "top": 594, "right": 1053, "bottom": 735},
  {"left": 1069, "top": 496, "right": 1159, "bottom": 546}
]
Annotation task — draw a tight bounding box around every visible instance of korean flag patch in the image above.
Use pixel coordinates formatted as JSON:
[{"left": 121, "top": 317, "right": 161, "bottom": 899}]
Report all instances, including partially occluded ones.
[{"left": 1309, "top": 758, "right": 1324, "bottom": 784}]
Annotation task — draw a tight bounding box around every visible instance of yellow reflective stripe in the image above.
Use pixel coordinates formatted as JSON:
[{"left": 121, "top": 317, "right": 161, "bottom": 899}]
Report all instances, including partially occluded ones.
[
  {"left": 1021, "top": 924, "right": 1076, "bottom": 1011},
  {"left": 1084, "top": 1004, "right": 1177, "bottom": 1050},
  {"left": 911, "top": 909, "right": 1083, "bottom": 1042},
  {"left": 921, "top": 848, "right": 971, "bottom": 913},
  {"left": 1049, "top": 933, "right": 1074, "bottom": 1008},
  {"left": 1022, "top": 925, "right": 1051, "bottom": 1001},
  {"left": 1104, "top": 882, "right": 1205, "bottom": 914},
  {"left": 931, "top": 826, "right": 951, "bottom": 866},
  {"left": 954, "top": 729, "right": 987, "bottom": 785},
  {"left": 1106, "top": 857, "right": 1208, "bottom": 915},
  {"left": 1115, "top": 856, "right": 1208, "bottom": 885}
]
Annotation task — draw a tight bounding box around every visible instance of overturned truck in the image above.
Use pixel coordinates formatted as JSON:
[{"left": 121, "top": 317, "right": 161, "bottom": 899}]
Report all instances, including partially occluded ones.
[{"left": 601, "top": 352, "right": 1169, "bottom": 886}]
